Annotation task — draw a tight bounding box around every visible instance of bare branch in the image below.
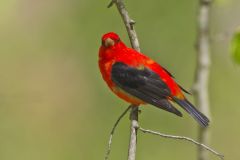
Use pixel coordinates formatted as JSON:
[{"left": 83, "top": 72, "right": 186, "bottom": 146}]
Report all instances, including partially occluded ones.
[
  {"left": 108, "top": 0, "right": 140, "bottom": 52},
  {"left": 128, "top": 106, "right": 139, "bottom": 160},
  {"left": 104, "top": 106, "right": 131, "bottom": 160},
  {"left": 139, "top": 127, "right": 224, "bottom": 160},
  {"left": 108, "top": 1, "right": 141, "bottom": 160},
  {"left": 193, "top": 0, "right": 213, "bottom": 160}
]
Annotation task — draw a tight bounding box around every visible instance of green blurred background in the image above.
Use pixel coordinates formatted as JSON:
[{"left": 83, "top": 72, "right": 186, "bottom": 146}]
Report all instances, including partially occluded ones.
[{"left": 0, "top": 0, "right": 239, "bottom": 159}]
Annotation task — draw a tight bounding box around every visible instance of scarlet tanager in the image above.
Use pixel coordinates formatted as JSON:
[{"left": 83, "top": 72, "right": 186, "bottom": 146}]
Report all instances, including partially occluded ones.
[{"left": 99, "top": 32, "right": 209, "bottom": 127}]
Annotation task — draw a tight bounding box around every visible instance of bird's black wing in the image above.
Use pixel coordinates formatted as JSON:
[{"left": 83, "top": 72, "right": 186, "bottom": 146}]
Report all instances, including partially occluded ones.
[{"left": 111, "top": 62, "right": 182, "bottom": 117}]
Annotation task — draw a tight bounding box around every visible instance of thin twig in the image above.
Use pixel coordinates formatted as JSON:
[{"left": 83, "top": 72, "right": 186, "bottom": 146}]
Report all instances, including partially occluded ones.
[
  {"left": 139, "top": 127, "right": 224, "bottom": 160},
  {"left": 193, "top": 0, "right": 212, "bottom": 160},
  {"left": 104, "top": 106, "right": 132, "bottom": 160},
  {"left": 108, "top": 1, "right": 141, "bottom": 160}
]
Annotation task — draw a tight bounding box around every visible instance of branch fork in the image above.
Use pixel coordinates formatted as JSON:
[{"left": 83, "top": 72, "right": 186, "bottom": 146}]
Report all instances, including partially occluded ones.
[{"left": 104, "top": 107, "right": 224, "bottom": 160}]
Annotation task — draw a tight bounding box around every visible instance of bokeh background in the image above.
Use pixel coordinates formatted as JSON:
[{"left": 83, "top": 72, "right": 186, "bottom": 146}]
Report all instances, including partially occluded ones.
[{"left": 0, "top": 0, "right": 239, "bottom": 159}]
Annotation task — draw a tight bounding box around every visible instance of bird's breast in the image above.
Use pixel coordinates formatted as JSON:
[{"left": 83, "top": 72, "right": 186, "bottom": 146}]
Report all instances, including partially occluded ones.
[{"left": 112, "top": 86, "right": 146, "bottom": 105}]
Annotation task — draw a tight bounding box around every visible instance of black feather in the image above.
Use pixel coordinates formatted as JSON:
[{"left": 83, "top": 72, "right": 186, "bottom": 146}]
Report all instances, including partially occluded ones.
[
  {"left": 162, "top": 66, "right": 175, "bottom": 78},
  {"left": 111, "top": 62, "right": 182, "bottom": 116},
  {"left": 178, "top": 85, "right": 192, "bottom": 95},
  {"left": 154, "top": 99, "right": 182, "bottom": 117},
  {"left": 162, "top": 66, "right": 191, "bottom": 95},
  {"left": 173, "top": 97, "right": 209, "bottom": 127}
]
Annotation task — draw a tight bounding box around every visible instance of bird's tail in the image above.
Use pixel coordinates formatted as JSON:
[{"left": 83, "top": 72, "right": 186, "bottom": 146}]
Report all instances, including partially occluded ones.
[{"left": 173, "top": 97, "right": 209, "bottom": 127}]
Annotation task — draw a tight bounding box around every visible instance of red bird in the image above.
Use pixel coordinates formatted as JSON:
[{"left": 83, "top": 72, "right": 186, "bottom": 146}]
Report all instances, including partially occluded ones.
[{"left": 99, "top": 32, "right": 209, "bottom": 127}]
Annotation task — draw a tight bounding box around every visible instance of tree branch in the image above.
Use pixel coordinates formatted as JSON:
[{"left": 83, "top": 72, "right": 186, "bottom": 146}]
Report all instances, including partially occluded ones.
[
  {"left": 104, "top": 106, "right": 132, "bottom": 160},
  {"left": 193, "top": 0, "right": 212, "bottom": 160},
  {"left": 108, "top": 1, "right": 141, "bottom": 160},
  {"left": 139, "top": 127, "right": 224, "bottom": 160},
  {"left": 108, "top": 0, "right": 140, "bottom": 52},
  {"left": 128, "top": 106, "right": 139, "bottom": 160}
]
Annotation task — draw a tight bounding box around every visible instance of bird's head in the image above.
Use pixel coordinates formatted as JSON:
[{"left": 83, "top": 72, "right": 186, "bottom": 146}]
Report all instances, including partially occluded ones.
[{"left": 101, "top": 32, "right": 122, "bottom": 48}]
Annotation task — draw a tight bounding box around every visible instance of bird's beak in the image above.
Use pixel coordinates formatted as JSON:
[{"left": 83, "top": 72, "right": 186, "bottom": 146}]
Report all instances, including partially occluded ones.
[{"left": 104, "top": 38, "right": 115, "bottom": 47}]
